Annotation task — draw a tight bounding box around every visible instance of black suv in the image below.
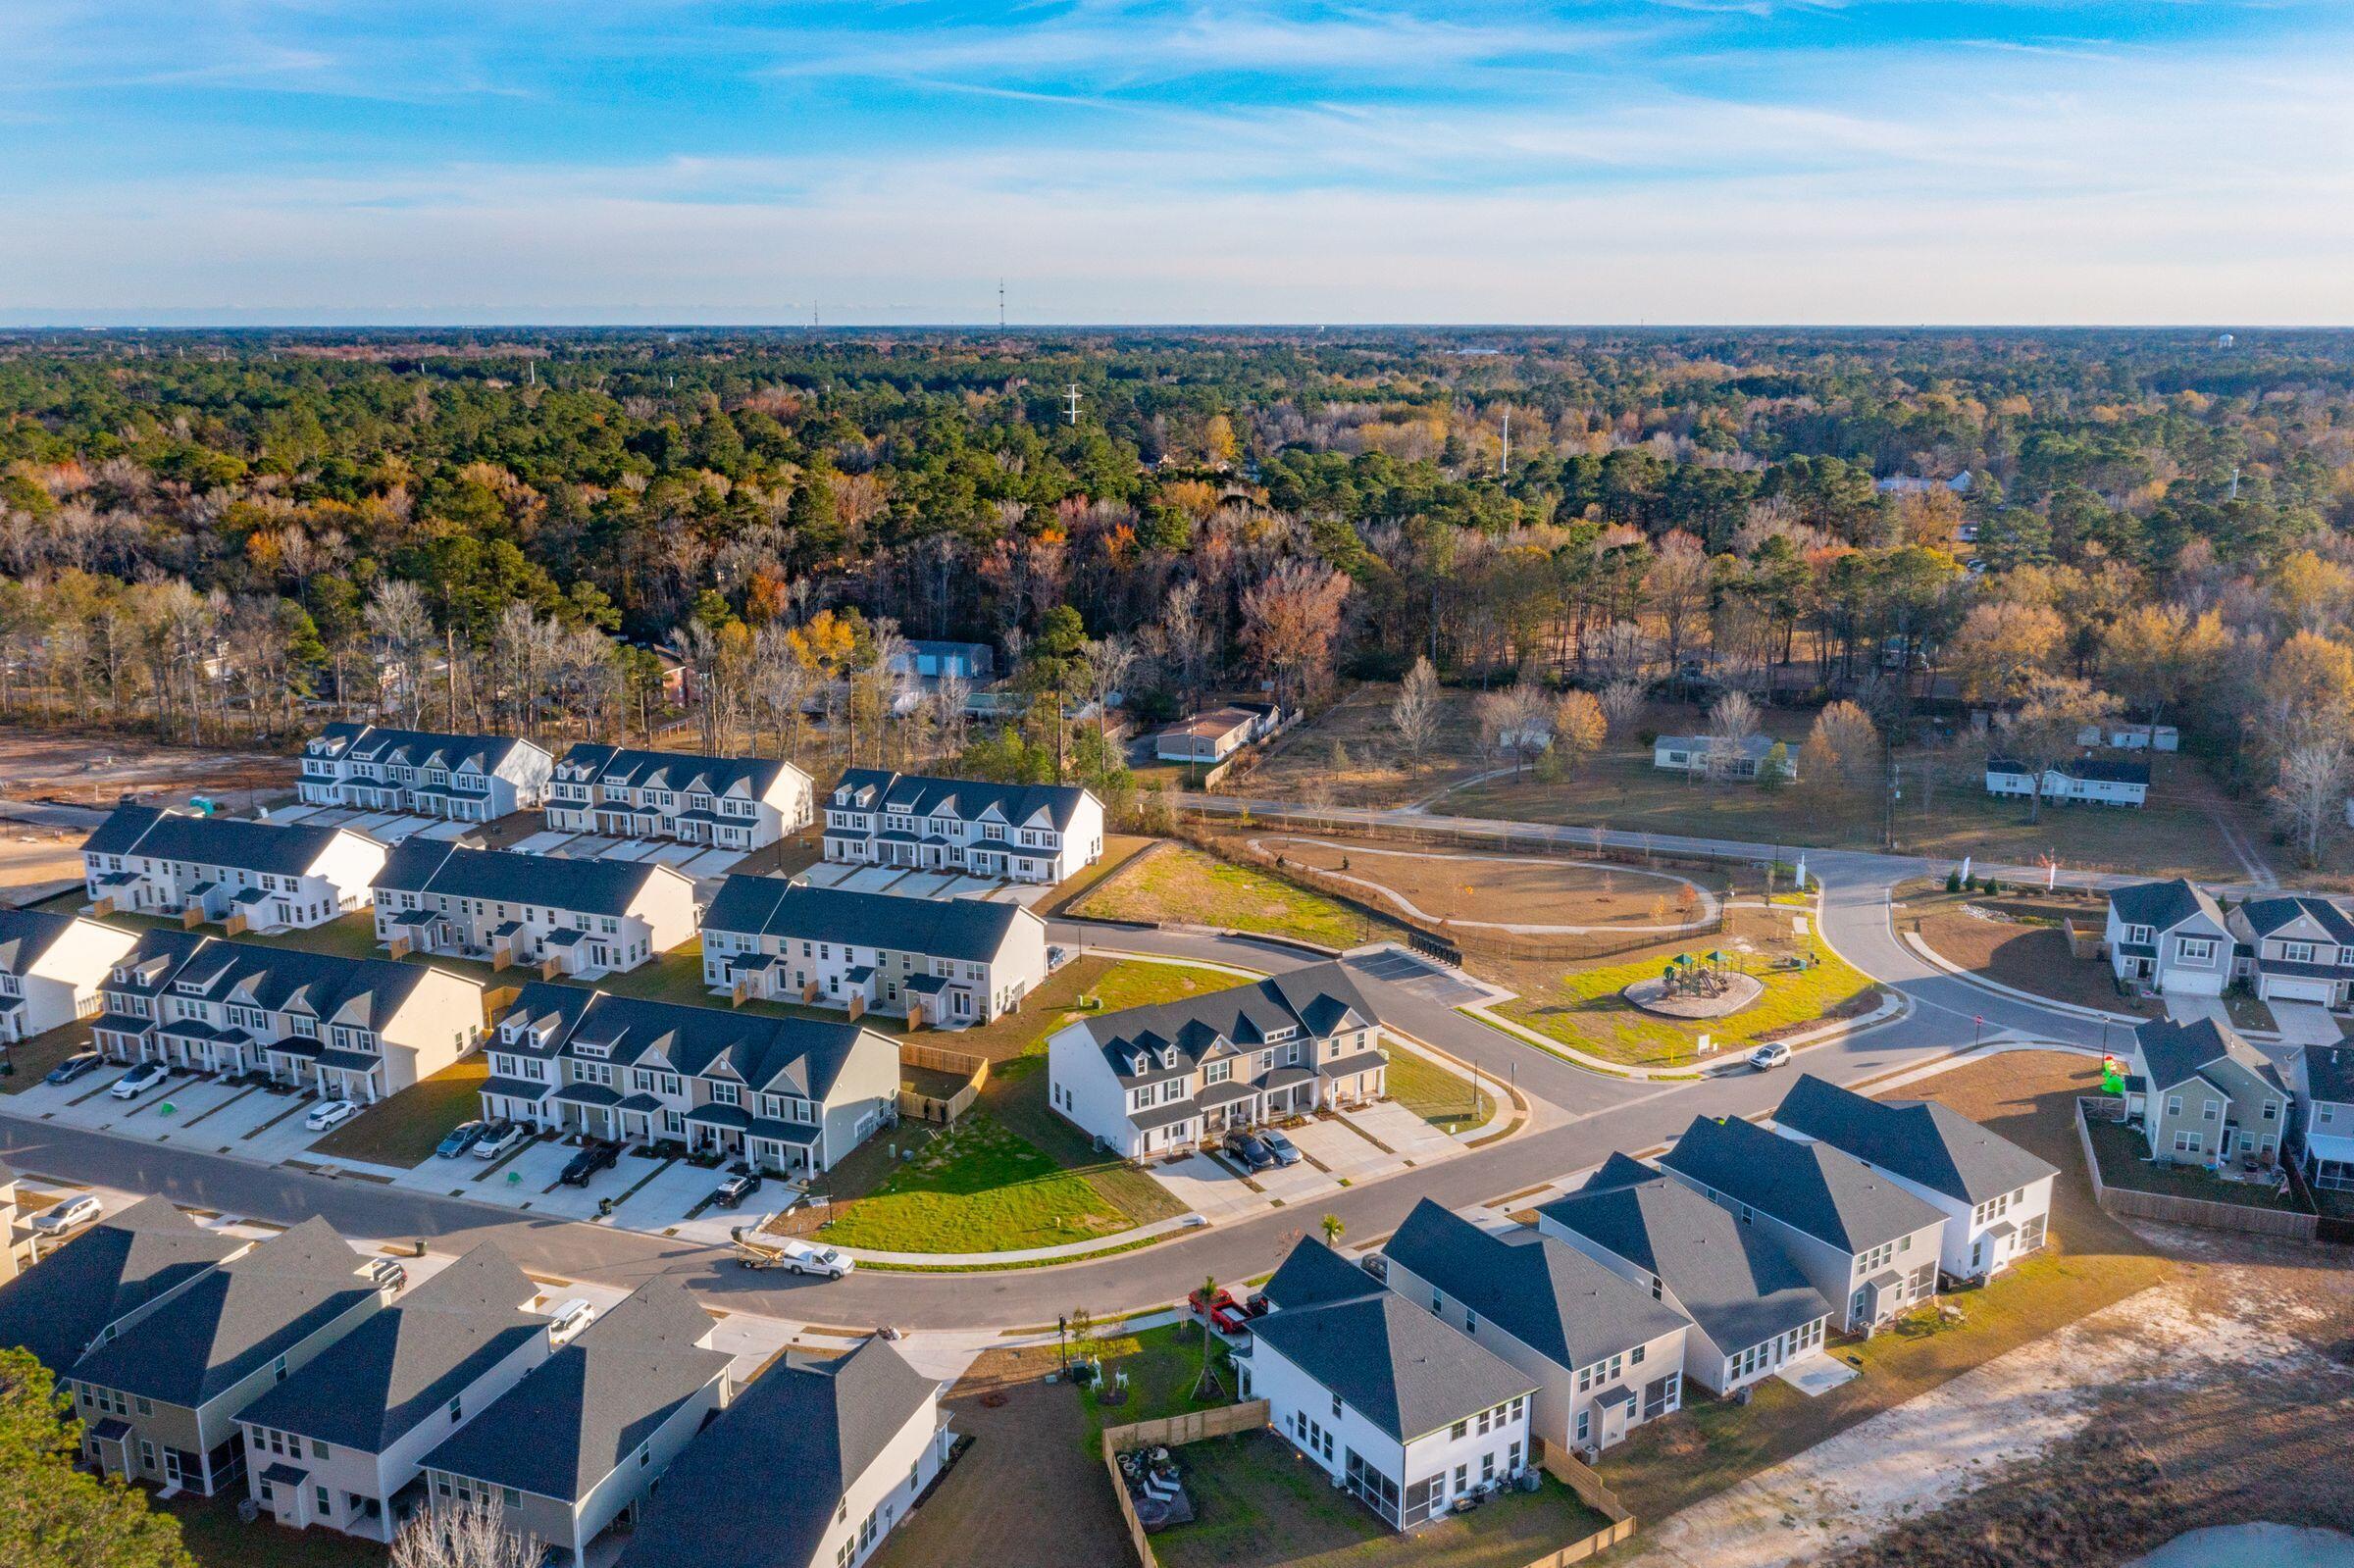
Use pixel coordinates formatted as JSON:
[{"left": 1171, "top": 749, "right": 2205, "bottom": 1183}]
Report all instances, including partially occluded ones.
[{"left": 559, "top": 1142, "right": 620, "bottom": 1187}]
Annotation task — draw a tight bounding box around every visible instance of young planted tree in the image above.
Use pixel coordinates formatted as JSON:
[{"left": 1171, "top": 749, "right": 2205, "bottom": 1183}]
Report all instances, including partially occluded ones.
[
  {"left": 1193, "top": 1275, "right": 1228, "bottom": 1400},
  {"left": 1552, "top": 688, "right": 1607, "bottom": 776},
  {"left": 1392, "top": 656, "right": 1441, "bottom": 763}
]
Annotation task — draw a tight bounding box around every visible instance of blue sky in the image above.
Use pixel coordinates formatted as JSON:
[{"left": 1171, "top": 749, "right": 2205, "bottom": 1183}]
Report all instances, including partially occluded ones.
[{"left": 4, "top": 1, "right": 2351, "bottom": 324}]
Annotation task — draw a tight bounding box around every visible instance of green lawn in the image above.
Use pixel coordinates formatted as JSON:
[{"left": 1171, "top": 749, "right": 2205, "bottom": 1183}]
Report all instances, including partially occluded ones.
[
  {"left": 1384, "top": 1048, "right": 1496, "bottom": 1134},
  {"left": 2082, "top": 1112, "right": 2314, "bottom": 1212},
  {"left": 1075, "top": 844, "right": 1398, "bottom": 950},
  {"left": 1494, "top": 935, "right": 1883, "bottom": 1068},
  {"left": 1084, "top": 1322, "right": 1239, "bottom": 1441},
  {"left": 308, "top": 1054, "right": 490, "bottom": 1167},
  {"left": 162, "top": 1492, "right": 383, "bottom": 1568},
  {"left": 815, "top": 1109, "right": 1136, "bottom": 1253}
]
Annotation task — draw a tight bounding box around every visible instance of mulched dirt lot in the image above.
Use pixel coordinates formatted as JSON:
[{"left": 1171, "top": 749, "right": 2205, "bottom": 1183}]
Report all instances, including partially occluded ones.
[
  {"left": 0, "top": 730, "right": 296, "bottom": 806},
  {"left": 870, "top": 1344, "right": 1134, "bottom": 1568},
  {"left": 1238, "top": 831, "right": 1718, "bottom": 931},
  {"left": 1900, "top": 889, "right": 2162, "bottom": 1019}
]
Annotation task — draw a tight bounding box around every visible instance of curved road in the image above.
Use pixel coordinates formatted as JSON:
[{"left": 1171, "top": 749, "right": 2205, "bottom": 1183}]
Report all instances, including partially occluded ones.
[{"left": 0, "top": 825, "right": 2123, "bottom": 1331}]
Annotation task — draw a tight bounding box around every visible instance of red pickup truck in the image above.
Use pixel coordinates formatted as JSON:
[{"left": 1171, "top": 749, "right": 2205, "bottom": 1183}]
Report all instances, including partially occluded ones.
[{"left": 1188, "top": 1287, "right": 1251, "bottom": 1336}]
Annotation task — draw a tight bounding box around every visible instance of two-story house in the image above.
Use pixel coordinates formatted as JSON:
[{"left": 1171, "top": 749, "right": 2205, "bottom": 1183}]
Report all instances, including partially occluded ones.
[
  {"left": 237, "top": 1245, "right": 550, "bottom": 1542},
  {"left": 1046, "top": 962, "right": 1388, "bottom": 1160},
  {"left": 821, "top": 770, "right": 1104, "bottom": 885},
  {"left": 90, "top": 933, "right": 486, "bottom": 1102},
  {"left": 0, "top": 1195, "right": 247, "bottom": 1374},
  {"left": 616, "top": 1337, "right": 951, "bottom": 1568},
  {"left": 478, "top": 985, "right": 900, "bottom": 1176},
  {"left": 81, "top": 806, "right": 388, "bottom": 934},
  {"left": 67, "top": 1219, "right": 388, "bottom": 1496},
  {"left": 2290, "top": 1043, "right": 2354, "bottom": 1192},
  {"left": 1382, "top": 1198, "right": 1690, "bottom": 1459},
  {"left": 373, "top": 841, "right": 698, "bottom": 980},
  {"left": 1237, "top": 1238, "right": 1537, "bottom": 1532},
  {"left": 420, "top": 1277, "right": 733, "bottom": 1568},
  {"left": 0, "top": 907, "right": 140, "bottom": 1045},
  {"left": 699, "top": 877, "right": 1049, "bottom": 1027},
  {"left": 1770, "top": 1075, "right": 2057, "bottom": 1284},
  {"left": 1538, "top": 1155, "right": 1835, "bottom": 1397},
  {"left": 1984, "top": 756, "right": 2149, "bottom": 808},
  {"left": 2104, "top": 879, "right": 2233, "bottom": 996},
  {"left": 2226, "top": 894, "right": 2354, "bottom": 1006},
  {"left": 2123, "top": 1016, "right": 2286, "bottom": 1167},
  {"left": 1657, "top": 1114, "right": 1947, "bottom": 1335},
  {"left": 298, "top": 725, "right": 554, "bottom": 822},
  {"left": 544, "top": 744, "right": 814, "bottom": 852}
]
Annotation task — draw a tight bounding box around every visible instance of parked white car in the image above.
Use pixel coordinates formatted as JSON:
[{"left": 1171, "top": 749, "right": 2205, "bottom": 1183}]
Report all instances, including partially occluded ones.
[
  {"left": 473, "top": 1121, "right": 526, "bottom": 1159},
  {"left": 305, "top": 1098, "right": 361, "bottom": 1132},
  {"left": 1749, "top": 1042, "right": 1793, "bottom": 1071},
  {"left": 546, "top": 1298, "right": 595, "bottom": 1344},
  {"left": 109, "top": 1061, "right": 168, "bottom": 1099},
  {"left": 774, "top": 1239, "right": 854, "bottom": 1279},
  {"left": 31, "top": 1193, "right": 103, "bottom": 1235}
]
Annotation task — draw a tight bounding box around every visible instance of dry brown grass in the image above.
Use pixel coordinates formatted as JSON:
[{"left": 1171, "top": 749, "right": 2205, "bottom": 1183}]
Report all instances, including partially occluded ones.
[
  {"left": 1230, "top": 829, "right": 1719, "bottom": 930},
  {"left": 1900, "top": 888, "right": 2162, "bottom": 1019}
]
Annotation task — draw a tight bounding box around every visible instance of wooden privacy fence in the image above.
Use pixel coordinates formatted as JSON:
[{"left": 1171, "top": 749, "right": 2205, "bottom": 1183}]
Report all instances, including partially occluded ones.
[
  {"left": 2074, "top": 1098, "right": 2320, "bottom": 1240},
  {"left": 896, "top": 1043, "right": 989, "bottom": 1126},
  {"left": 1527, "top": 1441, "right": 1638, "bottom": 1567},
  {"left": 1100, "top": 1400, "right": 1273, "bottom": 1568}
]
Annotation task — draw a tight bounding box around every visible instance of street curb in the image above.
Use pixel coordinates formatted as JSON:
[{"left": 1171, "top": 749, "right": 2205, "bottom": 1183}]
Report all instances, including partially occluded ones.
[{"left": 1900, "top": 930, "right": 2146, "bottom": 1027}]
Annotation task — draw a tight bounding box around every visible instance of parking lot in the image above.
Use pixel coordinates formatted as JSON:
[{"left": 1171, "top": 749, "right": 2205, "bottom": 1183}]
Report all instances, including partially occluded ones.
[
  {"left": 505, "top": 828, "right": 748, "bottom": 882},
  {"left": 263, "top": 803, "right": 477, "bottom": 845}
]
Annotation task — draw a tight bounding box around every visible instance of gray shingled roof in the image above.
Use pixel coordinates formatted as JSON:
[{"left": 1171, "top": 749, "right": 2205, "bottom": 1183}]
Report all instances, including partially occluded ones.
[
  {"left": 616, "top": 1338, "right": 939, "bottom": 1568},
  {"left": 128, "top": 936, "right": 435, "bottom": 1033},
  {"left": 0, "top": 908, "right": 80, "bottom": 976},
  {"left": 553, "top": 743, "right": 796, "bottom": 801},
  {"left": 422, "top": 1276, "right": 729, "bottom": 1504},
  {"left": 829, "top": 768, "right": 1091, "bottom": 833},
  {"left": 1773, "top": 1075, "right": 2056, "bottom": 1206},
  {"left": 701, "top": 877, "right": 1033, "bottom": 963},
  {"left": 1085, "top": 961, "right": 1378, "bottom": 1085},
  {"left": 2134, "top": 1016, "right": 2269, "bottom": 1095},
  {"left": 2107, "top": 879, "right": 2226, "bottom": 935},
  {"left": 310, "top": 724, "right": 535, "bottom": 777},
  {"left": 2236, "top": 895, "right": 2354, "bottom": 946},
  {"left": 1248, "top": 1242, "right": 1536, "bottom": 1443},
  {"left": 0, "top": 1196, "right": 246, "bottom": 1373},
  {"left": 377, "top": 839, "right": 683, "bottom": 918},
  {"left": 235, "top": 1245, "right": 543, "bottom": 1454},
  {"left": 81, "top": 806, "right": 363, "bottom": 877},
  {"left": 1384, "top": 1199, "right": 1688, "bottom": 1372},
  {"left": 1658, "top": 1114, "right": 1945, "bottom": 1255},
  {"left": 69, "top": 1218, "right": 376, "bottom": 1409},
  {"left": 1539, "top": 1155, "right": 1833, "bottom": 1355},
  {"left": 2301, "top": 1044, "right": 2354, "bottom": 1106},
  {"left": 1262, "top": 1237, "right": 1381, "bottom": 1310},
  {"left": 493, "top": 983, "right": 883, "bottom": 1103}
]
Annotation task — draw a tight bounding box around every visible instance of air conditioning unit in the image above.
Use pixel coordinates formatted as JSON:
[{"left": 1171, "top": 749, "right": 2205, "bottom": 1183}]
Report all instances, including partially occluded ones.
[{"left": 1578, "top": 1444, "right": 1601, "bottom": 1465}]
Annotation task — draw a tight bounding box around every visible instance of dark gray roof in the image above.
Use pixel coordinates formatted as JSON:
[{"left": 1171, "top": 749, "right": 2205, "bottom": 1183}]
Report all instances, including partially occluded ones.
[
  {"left": 1658, "top": 1115, "right": 1945, "bottom": 1255},
  {"left": 1773, "top": 1075, "right": 2056, "bottom": 1206},
  {"left": 309, "top": 723, "right": 537, "bottom": 777},
  {"left": 1248, "top": 1242, "right": 1536, "bottom": 1444},
  {"left": 829, "top": 768, "right": 1092, "bottom": 834},
  {"left": 377, "top": 839, "right": 684, "bottom": 918},
  {"left": 236, "top": 1245, "right": 542, "bottom": 1454},
  {"left": 1988, "top": 756, "right": 2148, "bottom": 785},
  {"left": 616, "top": 1338, "right": 938, "bottom": 1568},
  {"left": 1085, "top": 961, "right": 1380, "bottom": 1086},
  {"left": 423, "top": 1277, "right": 729, "bottom": 1503},
  {"left": 494, "top": 983, "right": 887, "bottom": 1103},
  {"left": 2107, "top": 879, "right": 2226, "bottom": 934},
  {"left": 1539, "top": 1156, "right": 1834, "bottom": 1354},
  {"left": 111, "top": 935, "right": 436, "bottom": 1033},
  {"left": 702, "top": 877, "right": 1035, "bottom": 963},
  {"left": 2237, "top": 895, "right": 2354, "bottom": 947},
  {"left": 553, "top": 743, "right": 798, "bottom": 801},
  {"left": 0, "top": 908, "right": 84, "bottom": 976},
  {"left": 2300, "top": 1044, "right": 2354, "bottom": 1106},
  {"left": 100, "top": 928, "right": 212, "bottom": 998},
  {"left": 82, "top": 806, "right": 363, "bottom": 877},
  {"left": 69, "top": 1218, "right": 377, "bottom": 1409},
  {"left": 0, "top": 1196, "right": 245, "bottom": 1372},
  {"left": 1384, "top": 1199, "right": 1688, "bottom": 1372},
  {"left": 1261, "top": 1237, "right": 1379, "bottom": 1310},
  {"left": 2134, "top": 1016, "right": 2264, "bottom": 1095}
]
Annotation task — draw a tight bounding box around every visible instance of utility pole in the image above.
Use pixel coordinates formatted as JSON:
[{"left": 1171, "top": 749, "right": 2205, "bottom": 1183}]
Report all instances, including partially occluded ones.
[
  {"left": 998, "top": 278, "right": 1006, "bottom": 329},
  {"left": 1884, "top": 748, "right": 1900, "bottom": 852},
  {"left": 1500, "top": 406, "right": 1510, "bottom": 478},
  {"left": 1064, "top": 383, "right": 1084, "bottom": 427}
]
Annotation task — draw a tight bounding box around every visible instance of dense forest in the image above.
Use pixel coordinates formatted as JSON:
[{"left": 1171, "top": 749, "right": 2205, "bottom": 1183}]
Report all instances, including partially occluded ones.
[{"left": 4, "top": 328, "right": 2353, "bottom": 842}]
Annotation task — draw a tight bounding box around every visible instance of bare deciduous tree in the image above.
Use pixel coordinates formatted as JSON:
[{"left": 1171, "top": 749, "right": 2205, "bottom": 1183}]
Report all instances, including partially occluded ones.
[
  {"left": 1392, "top": 656, "right": 1440, "bottom": 763},
  {"left": 1597, "top": 679, "right": 1646, "bottom": 739},
  {"left": 2271, "top": 740, "right": 2350, "bottom": 867},
  {"left": 390, "top": 1498, "right": 540, "bottom": 1568}
]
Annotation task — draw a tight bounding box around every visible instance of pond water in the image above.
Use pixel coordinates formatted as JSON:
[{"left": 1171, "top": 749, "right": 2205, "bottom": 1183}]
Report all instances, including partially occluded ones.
[{"left": 2133, "top": 1524, "right": 2354, "bottom": 1568}]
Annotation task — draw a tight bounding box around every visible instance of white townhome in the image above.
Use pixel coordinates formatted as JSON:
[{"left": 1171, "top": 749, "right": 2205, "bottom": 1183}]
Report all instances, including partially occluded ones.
[
  {"left": 237, "top": 1245, "right": 552, "bottom": 1543},
  {"left": 1238, "top": 1238, "right": 1538, "bottom": 1532},
  {"left": 0, "top": 907, "right": 141, "bottom": 1044},
  {"left": 616, "top": 1337, "right": 951, "bottom": 1568},
  {"left": 544, "top": 744, "right": 814, "bottom": 851},
  {"left": 1382, "top": 1198, "right": 1691, "bottom": 1459},
  {"left": 81, "top": 806, "right": 388, "bottom": 934},
  {"left": 90, "top": 930, "right": 486, "bottom": 1101},
  {"left": 1770, "top": 1074, "right": 2057, "bottom": 1284},
  {"left": 299, "top": 724, "right": 555, "bottom": 823},
  {"left": 699, "top": 877, "right": 1049, "bottom": 1027},
  {"left": 821, "top": 769, "right": 1104, "bottom": 885},
  {"left": 1538, "top": 1155, "right": 1835, "bottom": 1397},
  {"left": 1046, "top": 961, "right": 1389, "bottom": 1160},
  {"left": 1657, "top": 1112, "right": 1948, "bottom": 1335},
  {"left": 478, "top": 984, "right": 900, "bottom": 1177},
  {"left": 373, "top": 841, "right": 698, "bottom": 980},
  {"left": 2103, "top": 879, "right": 2233, "bottom": 997}
]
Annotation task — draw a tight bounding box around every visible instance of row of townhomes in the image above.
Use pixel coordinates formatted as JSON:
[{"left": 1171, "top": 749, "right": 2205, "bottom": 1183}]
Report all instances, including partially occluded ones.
[
  {"left": 1046, "top": 961, "right": 1391, "bottom": 1159},
  {"left": 0, "top": 1201, "right": 945, "bottom": 1567},
  {"left": 89, "top": 929, "right": 486, "bottom": 1100},
  {"left": 2105, "top": 877, "right": 2354, "bottom": 1006},
  {"left": 0, "top": 907, "right": 139, "bottom": 1044},
  {"left": 374, "top": 840, "right": 699, "bottom": 981},
  {"left": 82, "top": 806, "right": 388, "bottom": 933},
  {"left": 478, "top": 984, "right": 901, "bottom": 1176},
  {"left": 699, "top": 876, "right": 1049, "bottom": 1026},
  {"left": 822, "top": 769, "right": 1105, "bottom": 883},
  {"left": 300, "top": 725, "right": 556, "bottom": 821},
  {"left": 1234, "top": 1074, "right": 2059, "bottom": 1531},
  {"left": 544, "top": 743, "right": 814, "bottom": 850}
]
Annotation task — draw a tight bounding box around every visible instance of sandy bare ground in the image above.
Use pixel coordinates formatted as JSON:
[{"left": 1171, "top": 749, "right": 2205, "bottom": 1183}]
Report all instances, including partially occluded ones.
[
  {"left": 0, "top": 832, "right": 86, "bottom": 893},
  {"left": 1247, "top": 833, "right": 1721, "bottom": 934},
  {"left": 0, "top": 729, "right": 294, "bottom": 807},
  {"left": 1617, "top": 1233, "right": 2354, "bottom": 1568}
]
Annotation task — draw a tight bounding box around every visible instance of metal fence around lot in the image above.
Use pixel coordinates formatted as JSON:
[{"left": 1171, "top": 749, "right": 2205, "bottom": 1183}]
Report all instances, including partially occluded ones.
[{"left": 2073, "top": 1097, "right": 2321, "bottom": 1240}]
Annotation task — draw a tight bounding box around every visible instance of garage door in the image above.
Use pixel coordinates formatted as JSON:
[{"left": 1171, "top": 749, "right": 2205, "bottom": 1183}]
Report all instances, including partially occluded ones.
[{"left": 2268, "top": 977, "right": 2333, "bottom": 1003}]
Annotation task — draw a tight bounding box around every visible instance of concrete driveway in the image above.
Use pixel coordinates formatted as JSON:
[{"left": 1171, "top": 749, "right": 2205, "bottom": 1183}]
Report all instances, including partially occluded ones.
[
  {"left": 1254, "top": 1158, "right": 1337, "bottom": 1206},
  {"left": 2164, "top": 993, "right": 2231, "bottom": 1028},
  {"left": 1284, "top": 1116, "right": 1398, "bottom": 1183},
  {"left": 1150, "top": 1152, "right": 1261, "bottom": 1220},
  {"left": 2270, "top": 1001, "right": 2346, "bottom": 1046},
  {"left": 1349, "top": 1100, "right": 1467, "bottom": 1165},
  {"left": 608, "top": 1157, "right": 722, "bottom": 1236}
]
